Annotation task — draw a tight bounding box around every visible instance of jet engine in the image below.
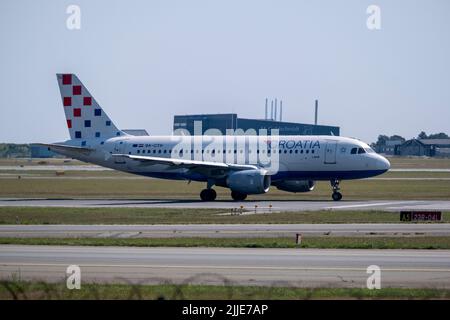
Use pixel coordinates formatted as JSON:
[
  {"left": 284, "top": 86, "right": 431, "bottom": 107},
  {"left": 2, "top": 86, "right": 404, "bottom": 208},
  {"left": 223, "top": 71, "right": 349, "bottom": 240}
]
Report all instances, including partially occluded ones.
[
  {"left": 226, "top": 169, "right": 271, "bottom": 194},
  {"left": 273, "top": 180, "right": 315, "bottom": 193}
]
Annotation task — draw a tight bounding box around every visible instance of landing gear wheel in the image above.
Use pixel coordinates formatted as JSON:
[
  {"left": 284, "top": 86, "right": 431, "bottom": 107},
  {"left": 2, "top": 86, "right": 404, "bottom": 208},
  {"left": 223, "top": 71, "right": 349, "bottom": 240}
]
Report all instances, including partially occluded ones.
[
  {"left": 330, "top": 179, "right": 342, "bottom": 201},
  {"left": 200, "top": 189, "right": 217, "bottom": 201},
  {"left": 231, "top": 191, "right": 247, "bottom": 201},
  {"left": 332, "top": 192, "right": 342, "bottom": 201}
]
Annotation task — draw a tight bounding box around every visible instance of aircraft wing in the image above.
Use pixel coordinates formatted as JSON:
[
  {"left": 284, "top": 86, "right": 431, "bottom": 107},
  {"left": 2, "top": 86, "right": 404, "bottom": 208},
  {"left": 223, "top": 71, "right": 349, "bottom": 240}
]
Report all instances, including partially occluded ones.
[{"left": 112, "top": 154, "right": 258, "bottom": 173}]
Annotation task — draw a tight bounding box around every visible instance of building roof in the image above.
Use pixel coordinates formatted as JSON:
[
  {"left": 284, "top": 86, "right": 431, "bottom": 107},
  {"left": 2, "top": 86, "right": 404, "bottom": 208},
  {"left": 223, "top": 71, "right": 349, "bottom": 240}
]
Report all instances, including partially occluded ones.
[{"left": 418, "top": 139, "right": 450, "bottom": 146}]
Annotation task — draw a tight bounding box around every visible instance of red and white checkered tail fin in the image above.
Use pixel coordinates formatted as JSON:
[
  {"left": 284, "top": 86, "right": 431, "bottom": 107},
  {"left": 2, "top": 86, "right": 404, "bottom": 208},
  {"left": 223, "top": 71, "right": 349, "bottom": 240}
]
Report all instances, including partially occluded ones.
[{"left": 56, "top": 73, "right": 124, "bottom": 141}]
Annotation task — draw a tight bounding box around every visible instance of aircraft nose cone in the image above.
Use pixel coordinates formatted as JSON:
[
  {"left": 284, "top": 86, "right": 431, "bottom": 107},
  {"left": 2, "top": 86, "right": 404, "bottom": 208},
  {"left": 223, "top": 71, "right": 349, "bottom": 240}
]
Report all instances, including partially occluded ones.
[{"left": 378, "top": 156, "right": 390, "bottom": 171}]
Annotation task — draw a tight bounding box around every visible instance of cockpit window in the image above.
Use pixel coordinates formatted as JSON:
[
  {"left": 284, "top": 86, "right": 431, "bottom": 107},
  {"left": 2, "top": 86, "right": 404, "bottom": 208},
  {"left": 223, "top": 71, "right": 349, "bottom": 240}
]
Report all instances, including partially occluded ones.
[
  {"left": 364, "top": 147, "right": 375, "bottom": 153},
  {"left": 351, "top": 147, "right": 367, "bottom": 154}
]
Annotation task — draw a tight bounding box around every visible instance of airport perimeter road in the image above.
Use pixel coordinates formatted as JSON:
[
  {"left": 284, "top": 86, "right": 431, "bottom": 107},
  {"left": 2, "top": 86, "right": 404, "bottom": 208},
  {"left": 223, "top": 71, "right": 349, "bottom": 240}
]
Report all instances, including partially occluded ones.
[
  {"left": 2, "top": 223, "right": 450, "bottom": 238},
  {"left": 1, "top": 198, "right": 450, "bottom": 212},
  {"left": 1, "top": 245, "right": 450, "bottom": 288}
]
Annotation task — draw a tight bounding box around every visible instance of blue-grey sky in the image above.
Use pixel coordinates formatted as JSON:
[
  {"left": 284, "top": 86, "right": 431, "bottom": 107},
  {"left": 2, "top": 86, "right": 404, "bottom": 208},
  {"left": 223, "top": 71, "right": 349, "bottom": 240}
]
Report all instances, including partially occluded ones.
[{"left": 0, "top": 0, "right": 449, "bottom": 143}]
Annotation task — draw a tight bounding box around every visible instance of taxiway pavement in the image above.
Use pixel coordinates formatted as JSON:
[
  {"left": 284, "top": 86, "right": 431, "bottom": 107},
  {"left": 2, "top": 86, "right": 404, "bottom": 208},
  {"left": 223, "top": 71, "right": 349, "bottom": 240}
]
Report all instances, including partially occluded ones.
[
  {"left": 1, "top": 198, "right": 450, "bottom": 212},
  {"left": 1, "top": 245, "right": 449, "bottom": 288}
]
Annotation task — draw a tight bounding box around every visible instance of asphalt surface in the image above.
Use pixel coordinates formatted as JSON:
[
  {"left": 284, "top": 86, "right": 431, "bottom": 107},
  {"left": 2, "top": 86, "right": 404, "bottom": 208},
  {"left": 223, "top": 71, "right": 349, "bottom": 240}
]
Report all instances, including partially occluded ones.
[
  {"left": 1, "top": 223, "right": 450, "bottom": 238},
  {"left": 1, "top": 245, "right": 449, "bottom": 288},
  {"left": 2, "top": 165, "right": 450, "bottom": 172},
  {"left": 1, "top": 198, "right": 450, "bottom": 212}
]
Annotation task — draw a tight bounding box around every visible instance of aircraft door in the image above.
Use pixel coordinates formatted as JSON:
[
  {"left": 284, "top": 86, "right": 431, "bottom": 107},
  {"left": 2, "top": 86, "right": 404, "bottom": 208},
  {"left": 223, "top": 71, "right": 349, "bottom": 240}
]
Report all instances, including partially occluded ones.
[
  {"left": 324, "top": 140, "right": 338, "bottom": 164},
  {"left": 113, "top": 141, "right": 127, "bottom": 164}
]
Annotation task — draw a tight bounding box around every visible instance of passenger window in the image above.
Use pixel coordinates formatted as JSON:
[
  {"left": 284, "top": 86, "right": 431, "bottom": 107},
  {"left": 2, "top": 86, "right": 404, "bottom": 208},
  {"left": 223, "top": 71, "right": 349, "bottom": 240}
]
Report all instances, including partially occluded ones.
[{"left": 351, "top": 148, "right": 357, "bottom": 154}]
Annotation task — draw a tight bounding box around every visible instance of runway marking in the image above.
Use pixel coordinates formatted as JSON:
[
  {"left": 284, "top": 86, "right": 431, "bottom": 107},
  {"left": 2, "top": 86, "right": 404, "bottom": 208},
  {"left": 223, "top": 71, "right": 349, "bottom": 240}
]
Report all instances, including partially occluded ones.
[
  {"left": 325, "top": 201, "right": 420, "bottom": 210},
  {"left": 2, "top": 263, "right": 450, "bottom": 273}
]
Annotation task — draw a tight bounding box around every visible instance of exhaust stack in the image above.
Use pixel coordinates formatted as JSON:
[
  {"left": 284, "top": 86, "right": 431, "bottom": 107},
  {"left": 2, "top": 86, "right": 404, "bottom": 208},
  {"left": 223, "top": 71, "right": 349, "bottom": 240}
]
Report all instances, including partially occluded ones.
[{"left": 314, "top": 99, "right": 318, "bottom": 125}]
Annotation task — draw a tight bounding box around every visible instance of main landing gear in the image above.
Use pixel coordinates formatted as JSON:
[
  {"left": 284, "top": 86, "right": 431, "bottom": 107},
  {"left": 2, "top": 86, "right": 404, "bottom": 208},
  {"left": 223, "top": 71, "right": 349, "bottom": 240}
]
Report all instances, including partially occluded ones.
[
  {"left": 231, "top": 190, "right": 247, "bottom": 201},
  {"left": 330, "top": 179, "right": 343, "bottom": 201},
  {"left": 199, "top": 189, "right": 248, "bottom": 201},
  {"left": 200, "top": 188, "right": 217, "bottom": 201},
  {"left": 200, "top": 179, "right": 217, "bottom": 201}
]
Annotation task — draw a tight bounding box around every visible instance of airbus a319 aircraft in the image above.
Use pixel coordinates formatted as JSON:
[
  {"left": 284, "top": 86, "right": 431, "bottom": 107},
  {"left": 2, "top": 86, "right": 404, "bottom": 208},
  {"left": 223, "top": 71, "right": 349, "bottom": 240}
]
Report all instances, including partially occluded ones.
[{"left": 37, "top": 74, "right": 390, "bottom": 201}]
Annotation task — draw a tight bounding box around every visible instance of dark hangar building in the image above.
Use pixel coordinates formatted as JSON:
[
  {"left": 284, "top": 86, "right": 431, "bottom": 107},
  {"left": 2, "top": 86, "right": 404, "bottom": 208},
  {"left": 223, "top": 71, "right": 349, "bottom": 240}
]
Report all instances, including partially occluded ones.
[{"left": 173, "top": 100, "right": 339, "bottom": 136}]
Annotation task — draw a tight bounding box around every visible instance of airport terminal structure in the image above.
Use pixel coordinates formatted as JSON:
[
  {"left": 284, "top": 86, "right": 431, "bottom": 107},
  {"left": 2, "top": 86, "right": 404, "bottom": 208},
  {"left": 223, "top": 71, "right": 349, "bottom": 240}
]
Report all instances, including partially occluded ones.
[
  {"left": 173, "top": 99, "right": 340, "bottom": 136},
  {"left": 173, "top": 113, "right": 340, "bottom": 136}
]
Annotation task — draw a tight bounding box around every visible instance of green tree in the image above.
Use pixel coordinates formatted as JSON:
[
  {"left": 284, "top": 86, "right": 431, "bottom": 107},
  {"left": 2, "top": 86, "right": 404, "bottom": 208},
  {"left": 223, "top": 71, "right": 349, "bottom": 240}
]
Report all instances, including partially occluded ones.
[
  {"left": 418, "top": 131, "right": 428, "bottom": 139},
  {"left": 427, "top": 132, "right": 449, "bottom": 139},
  {"left": 389, "top": 135, "right": 405, "bottom": 142}
]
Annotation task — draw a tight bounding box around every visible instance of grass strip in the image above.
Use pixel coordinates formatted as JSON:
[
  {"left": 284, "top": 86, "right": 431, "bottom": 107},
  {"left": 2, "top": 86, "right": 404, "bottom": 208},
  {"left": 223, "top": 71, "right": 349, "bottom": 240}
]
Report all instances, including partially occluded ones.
[
  {"left": 0, "top": 281, "right": 449, "bottom": 300},
  {"left": 1, "top": 207, "right": 448, "bottom": 224},
  {"left": 2, "top": 236, "right": 450, "bottom": 249}
]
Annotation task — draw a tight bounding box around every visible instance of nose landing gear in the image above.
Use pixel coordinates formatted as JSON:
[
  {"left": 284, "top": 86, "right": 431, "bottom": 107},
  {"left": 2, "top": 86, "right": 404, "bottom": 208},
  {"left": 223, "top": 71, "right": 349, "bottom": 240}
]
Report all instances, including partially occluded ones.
[{"left": 330, "top": 179, "right": 342, "bottom": 201}]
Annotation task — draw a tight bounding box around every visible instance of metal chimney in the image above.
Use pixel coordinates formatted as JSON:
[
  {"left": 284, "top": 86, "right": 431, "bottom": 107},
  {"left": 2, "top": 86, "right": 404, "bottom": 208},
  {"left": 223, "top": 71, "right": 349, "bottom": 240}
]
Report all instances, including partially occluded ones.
[
  {"left": 271, "top": 100, "right": 274, "bottom": 120},
  {"left": 265, "top": 98, "right": 268, "bottom": 120},
  {"left": 280, "top": 100, "right": 283, "bottom": 121},
  {"left": 274, "top": 98, "right": 278, "bottom": 122},
  {"left": 314, "top": 99, "right": 318, "bottom": 125}
]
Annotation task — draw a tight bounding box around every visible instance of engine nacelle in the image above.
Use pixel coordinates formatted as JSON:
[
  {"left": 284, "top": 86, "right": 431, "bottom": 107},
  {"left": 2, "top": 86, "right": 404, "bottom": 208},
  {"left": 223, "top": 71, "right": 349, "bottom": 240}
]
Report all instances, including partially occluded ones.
[
  {"left": 226, "top": 169, "right": 271, "bottom": 194},
  {"left": 273, "top": 180, "right": 315, "bottom": 193}
]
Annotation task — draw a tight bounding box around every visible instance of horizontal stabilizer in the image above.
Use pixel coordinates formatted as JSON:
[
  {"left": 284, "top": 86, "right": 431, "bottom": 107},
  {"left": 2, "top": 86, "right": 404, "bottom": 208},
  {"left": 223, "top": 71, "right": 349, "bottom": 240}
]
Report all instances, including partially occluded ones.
[{"left": 32, "top": 143, "right": 93, "bottom": 156}]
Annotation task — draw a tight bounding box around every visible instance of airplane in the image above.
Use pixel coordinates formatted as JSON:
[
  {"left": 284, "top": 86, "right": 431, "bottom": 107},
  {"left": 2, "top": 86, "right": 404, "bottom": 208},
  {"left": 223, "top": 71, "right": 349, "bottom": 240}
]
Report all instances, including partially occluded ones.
[{"left": 36, "top": 74, "right": 390, "bottom": 201}]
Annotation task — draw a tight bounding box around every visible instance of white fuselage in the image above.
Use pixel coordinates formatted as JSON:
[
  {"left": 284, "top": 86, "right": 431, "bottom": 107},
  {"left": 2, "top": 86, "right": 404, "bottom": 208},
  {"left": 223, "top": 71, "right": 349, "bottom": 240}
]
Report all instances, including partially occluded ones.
[{"left": 60, "top": 135, "right": 390, "bottom": 183}]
